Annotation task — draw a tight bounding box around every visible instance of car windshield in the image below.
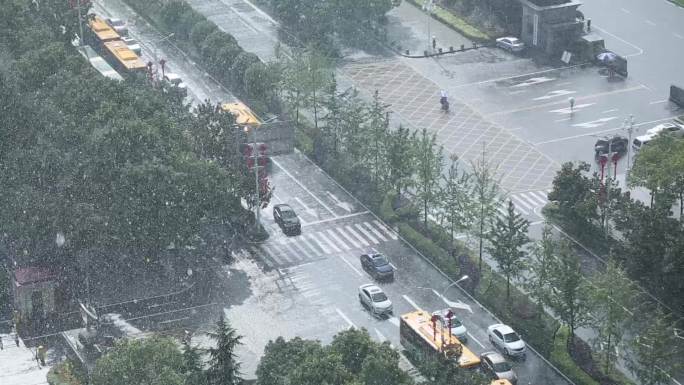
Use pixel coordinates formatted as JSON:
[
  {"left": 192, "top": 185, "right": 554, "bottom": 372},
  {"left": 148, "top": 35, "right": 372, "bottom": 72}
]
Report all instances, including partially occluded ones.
[
  {"left": 503, "top": 332, "right": 520, "bottom": 342},
  {"left": 372, "top": 255, "right": 389, "bottom": 266},
  {"left": 447, "top": 317, "right": 462, "bottom": 327},
  {"left": 493, "top": 361, "right": 512, "bottom": 372},
  {"left": 281, "top": 210, "right": 296, "bottom": 218},
  {"left": 371, "top": 292, "right": 388, "bottom": 302}
]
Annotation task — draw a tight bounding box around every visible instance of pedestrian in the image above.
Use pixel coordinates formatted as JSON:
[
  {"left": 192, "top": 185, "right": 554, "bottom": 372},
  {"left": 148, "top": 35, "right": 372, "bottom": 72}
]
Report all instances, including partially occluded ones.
[
  {"left": 37, "top": 345, "right": 46, "bottom": 366},
  {"left": 587, "top": 18, "right": 591, "bottom": 32},
  {"left": 569, "top": 96, "right": 575, "bottom": 112},
  {"left": 432, "top": 36, "right": 437, "bottom": 50},
  {"left": 15, "top": 334, "right": 19, "bottom": 347},
  {"left": 0, "top": 336, "right": 4, "bottom": 350}
]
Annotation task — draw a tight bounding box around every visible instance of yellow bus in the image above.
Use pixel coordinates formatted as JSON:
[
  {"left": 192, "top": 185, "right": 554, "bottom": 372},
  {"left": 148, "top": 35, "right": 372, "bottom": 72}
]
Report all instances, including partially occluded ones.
[
  {"left": 400, "top": 310, "right": 480, "bottom": 369},
  {"left": 221, "top": 101, "right": 262, "bottom": 127},
  {"left": 102, "top": 40, "right": 146, "bottom": 74},
  {"left": 87, "top": 15, "right": 120, "bottom": 45}
]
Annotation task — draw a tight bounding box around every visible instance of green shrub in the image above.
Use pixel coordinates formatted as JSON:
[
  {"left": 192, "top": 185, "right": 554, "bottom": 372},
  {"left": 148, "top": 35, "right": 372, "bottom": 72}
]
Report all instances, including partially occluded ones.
[
  {"left": 379, "top": 192, "right": 399, "bottom": 224},
  {"left": 550, "top": 327, "right": 601, "bottom": 385},
  {"left": 229, "top": 51, "right": 261, "bottom": 91},
  {"left": 190, "top": 20, "right": 218, "bottom": 48},
  {"left": 405, "top": 0, "right": 490, "bottom": 41},
  {"left": 47, "top": 360, "right": 85, "bottom": 385}
]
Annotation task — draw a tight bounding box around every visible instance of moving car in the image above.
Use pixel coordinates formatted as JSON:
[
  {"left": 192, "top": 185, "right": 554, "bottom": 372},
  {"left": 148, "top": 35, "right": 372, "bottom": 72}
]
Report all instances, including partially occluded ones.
[
  {"left": 480, "top": 351, "right": 518, "bottom": 385},
  {"left": 632, "top": 133, "right": 656, "bottom": 152},
  {"left": 358, "top": 284, "right": 393, "bottom": 317},
  {"left": 360, "top": 253, "right": 395, "bottom": 280},
  {"left": 273, "top": 204, "right": 301, "bottom": 235},
  {"left": 487, "top": 324, "right": 526, "bottom": 358},
  {"left": 594, "top": 135, "right": 628, "bottom": 160},
  {"left": 105, "top": 18, "right": 128, "bottom": 36},
  {"left": 431, "top": 309, "right": 468, "bottom": 342},
  {"left": 495, "top": 37, "right": 525, "bottom": 52}
]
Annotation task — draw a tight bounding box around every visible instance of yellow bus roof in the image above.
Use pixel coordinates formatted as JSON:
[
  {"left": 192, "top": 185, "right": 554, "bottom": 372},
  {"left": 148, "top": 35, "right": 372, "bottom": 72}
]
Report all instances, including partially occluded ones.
[
  {"left": 103, "top": 41, "right": 146, "bottom": 71},
  {"left": 491, "top": 380, "right": 513, "bottom": 385},
  {"left": 88, "top": 16, "right": 120, "bottom": 42},
  {"left": 221, "top": 102, "right": 261, "bottom": 126},
  {"left": 401, "top": 310, "right": 481, "bottom": 368}
]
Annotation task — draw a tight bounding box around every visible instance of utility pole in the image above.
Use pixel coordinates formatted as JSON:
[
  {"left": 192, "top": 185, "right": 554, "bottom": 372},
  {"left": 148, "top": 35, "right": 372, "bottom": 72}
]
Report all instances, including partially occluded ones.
[
  {"left": 245, "top": 126, "right": 261, "bottom": 231},
  {"left": 626, "top": 114, "right": 635, "bottom": 174},
  {"left": 424, "top": 0, "right": 434, "bottom": 52}
]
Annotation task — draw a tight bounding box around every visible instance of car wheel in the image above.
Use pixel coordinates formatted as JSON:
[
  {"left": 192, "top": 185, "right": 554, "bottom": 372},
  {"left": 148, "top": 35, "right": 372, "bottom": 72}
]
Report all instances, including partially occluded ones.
[
  {"left": 504, "top": 348, "right": 510, "bottom": 356},
  {"left": 489, "top": 335, "right": 494, "bottom": 343}
]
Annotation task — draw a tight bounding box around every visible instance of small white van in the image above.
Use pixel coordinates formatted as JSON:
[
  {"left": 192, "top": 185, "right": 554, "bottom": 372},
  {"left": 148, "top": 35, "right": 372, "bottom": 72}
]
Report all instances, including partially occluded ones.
[{"left": 632, "top": 133, "right": 656, "bottom": 151}]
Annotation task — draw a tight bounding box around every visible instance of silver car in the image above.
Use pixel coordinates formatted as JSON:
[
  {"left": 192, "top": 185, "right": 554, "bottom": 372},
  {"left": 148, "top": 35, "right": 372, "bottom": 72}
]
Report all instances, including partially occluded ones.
[
  {"left": 496, "top": 37, "right": 525, "bottom": 52},
  {"left": 480, "top": 351, "right": 518, "bottom": 385},
  {"left": 358, "top": 284, "right": 393, "bottom": 317},
  {"left": 487, "top": 323, "right": 526, "bottom": 358}
]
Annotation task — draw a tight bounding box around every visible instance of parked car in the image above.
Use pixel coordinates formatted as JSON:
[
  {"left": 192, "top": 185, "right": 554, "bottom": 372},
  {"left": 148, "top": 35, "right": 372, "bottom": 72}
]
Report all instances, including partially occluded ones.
[
  {"left": 495, "top": 37, "right": 525, "bottom": 52},
  {"left": 273, "top": 204, "right": 301, "bottom": 235},
  {"left": 632, "top": 133, "right": 656, "bottom": 152},
  {"left": 105, "top": 18, "right": 128, "bottom": 36},
  {"left": 121, "top": 36, "right": 141, "bottom": 55},
  {"left": 487, "top": 324, "right": 526, "bottom": 358},
  {"left": 360, "top": 253, "right": 395, "bottom": 280},
  {"left": 163, "top": 72, "right": 183, "bottom": 86},
  {"left": 594, "top": 135, "right": 628, "bottom": 160},
  {"left": 646, "top": 122, "right": 683, "bottom": 135},
  {"left": 480, "top": 351, "right": 518, "bottom": 385},
  {"left": 358, "top": 284, "right": 393, "bottom": 317},
  {"left": 431, "top": 309, "right": 468, "bottom": 342}
]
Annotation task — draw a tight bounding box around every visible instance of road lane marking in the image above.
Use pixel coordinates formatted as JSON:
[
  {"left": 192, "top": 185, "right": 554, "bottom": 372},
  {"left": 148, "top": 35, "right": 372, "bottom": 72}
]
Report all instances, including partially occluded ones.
[
  {"left": 301, "top": 211, "right": 370, "bottom": 227},
  {"left": 675, "top": 33, "right": 684, "bottom": 40},
  {"left": 326, "top": 229, "right": 351, "bottom": 250},
  {"left": 534, "top": 116, "right": 680, "bottom": 145},
  {"left": 364, "top": 222, "right": 388, "bottom": 242},
  {"left": 621, "top": 7, "right": 631, "bottom": 13},
  {"left": 592, "top": 26, "right": 644, "bottom": 57},
  {"left": 374, "top": 328, "right": 387, "bottom": 342},
  {"left": 389, "top": 317, "right": 400, "bottom": 327},
  {"left": 532, "top": 89, "right": 576, "bottom": 101},
  {"left": 355, "top": 223, "right": 379, "bottom": 244},
  {"left": 373, "top": 220, "right": 399, "bottom": 240},
  {"left": 510, "top": 76, "right": 556, "bottom": 88},
  {"left": 602, "top": 108, "right": 619, "bottom": 113},
  {"left": 549, "top": 102, "right": 595, "bottom": 115},
  {"left": 294, "top": 197, "right": 315, "bottom": 218},
  {"left": 649, "top": 99, "right": 668, "bottom": 105},
  {"left": 345, "top": 225, "right": 370, "bottom": 246},
  {"left": 572, "top": 116, "right": 619, "bottom": 129},
  {"left": 644, "top": 19, "right": 656, "bottom": 26},
  {"left": 317, "top": 231, "right": 342, "bottom": 253},
  {"left": 271, "top": 157, "right": 336, "bottom": 216},
  {"left": 467, "top": 332, "right": 486, "bottom": 348},
  {"left": 336, "top": 308, "right": 356, "bottom": 329},
  {"left": 337, "top": 253, "right": 363, "bottom": 277},
  {"left": 555, "top": 117, "right": 571, "bottom": 122},
  {"left": 402, "top": 295, "right": 422, "bottom": 311},
  {"left": 335, "top": 227, "right": 362, "bottom": 248}
]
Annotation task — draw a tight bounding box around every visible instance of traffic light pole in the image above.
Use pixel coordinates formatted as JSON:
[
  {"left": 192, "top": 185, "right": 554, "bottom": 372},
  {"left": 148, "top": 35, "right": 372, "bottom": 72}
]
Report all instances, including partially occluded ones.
[{"left": 249, "top": 126, "right": 261, "bottom": 231}]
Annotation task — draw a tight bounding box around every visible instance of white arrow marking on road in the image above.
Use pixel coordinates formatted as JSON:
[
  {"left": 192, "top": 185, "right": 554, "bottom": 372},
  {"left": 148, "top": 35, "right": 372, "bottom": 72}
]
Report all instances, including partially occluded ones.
[
  {"left": 511, "top": 76, "right": 556, "bottom": 88},
  {"left": 326, "top": 191, "right": 353, "bottom": 212},
  {"left": 533, "top": 89, "right": 576, "bottom": 101},
  {"left": 467, "top": 332, "right": 486, "bottom": 348},
  {"left": 549, "top": 103, "right": 595, "bottom": 114},
  {"left": 430, "top": 289, "right": 473, "bottom": 313},
  {"left": 572, "top": 116, "right": 619, "bottom": 129}
]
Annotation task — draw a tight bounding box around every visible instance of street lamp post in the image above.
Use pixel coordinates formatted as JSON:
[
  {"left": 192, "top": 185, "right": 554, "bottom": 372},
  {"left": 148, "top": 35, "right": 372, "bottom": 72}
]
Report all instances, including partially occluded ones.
[
  {"left": 244, "top": 125, "right": 261, "bottom": 231},
  {"left": 626, "top": 114, "right": 635, "bottom": 173},
  {"left": 423, "top": 0, "right": 434, "bottom": 52},
  {"left": 419, "top": 275, "right": 472, "bottom": 312}
]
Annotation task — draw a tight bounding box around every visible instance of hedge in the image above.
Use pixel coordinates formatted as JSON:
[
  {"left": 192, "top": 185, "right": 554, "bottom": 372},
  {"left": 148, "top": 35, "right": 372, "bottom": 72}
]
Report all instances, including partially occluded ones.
[
  {"left": 404, "top": 0, "right": 491, "bottom": 42},
  {"left": 551, "top": 327, "right": 601, "bottom": 385}
]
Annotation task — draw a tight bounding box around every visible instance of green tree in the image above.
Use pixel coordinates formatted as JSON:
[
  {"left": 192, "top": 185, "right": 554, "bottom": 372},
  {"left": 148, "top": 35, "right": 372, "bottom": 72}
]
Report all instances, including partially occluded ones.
[
  {"left": 626, "top": 308, "right": 683, "bottom": 385},
  {"left": 421, "top": 354, "right": 489, "bottom": 385},
  {"left": 589, "top": 260, "right": 635, "bottom": 374},
  {"left": 303, "top": 47, "right": 332, "bottom": 131},
  {"left": 318, "top": 74, "right": 342, "bottom": 163},
  {"left": 191, "top": 100, "right": 239, "bottom": 164},
  {"left": 439, "top": 156, "right": 474, "bottom": 244},
  {"left": 387, "top": 125, "right": 416, "bottom": 198},
  {"left": 525, "top": 224, "right": 555, "bottom": 314},
  {"left": 256, "top": 337, "right": 325, "bottom": 385},
  {"left": 470, "top": 145, "right": 501, "bottom": 273},
  {"left": 365, "top": 90, "right": 391, "bottom": 191},
  {"left": 629, "top": 134, "right": 684, "bottom": 212},
  {"left": 183, "top": 343, "right": 208, "bottom": 385},
  {"left": 207, "top": 315, "right": 243, "bottom": 385},
  {"left": 190, "top": 20, "right": 218, "bottom": 48},
  {"left": 486, "top": 200, "right": 530, "bottom": 301},
  {"left": 548, "top": 162, "right": 599, "bottom": 231},
  {"left": 229, "top": 52, "right": 261, "bottom": 93},
  {"left": 547, "top": 240, "right": 591, "bottom": 340},
  {"left": 414, "top": 128, "right": 444, "bottom": 229},
  {"left": 92, "top": 336, "right": 186, "bottom": 385}
]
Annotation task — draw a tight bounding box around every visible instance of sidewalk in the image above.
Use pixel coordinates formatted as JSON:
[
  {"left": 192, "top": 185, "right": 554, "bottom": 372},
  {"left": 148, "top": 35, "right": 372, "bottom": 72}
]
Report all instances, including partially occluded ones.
[
  {"left": 385, "top": 1, "right": 472, "bottom": 56},
  {"left": 0, "top": 334, "right": 50, "bottom": 385}
]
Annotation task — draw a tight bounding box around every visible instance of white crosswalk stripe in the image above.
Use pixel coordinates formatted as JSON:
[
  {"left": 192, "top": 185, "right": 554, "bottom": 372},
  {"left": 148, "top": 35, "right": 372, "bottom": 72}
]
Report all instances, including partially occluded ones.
[
  {"left": 511, "top": 195, "right": 535, "bottom": 213},
  {"left": 355, "top": 223, "right": 379, "bottom": 244},
  {"left": 299, "top": 235, "right": 322, "bottom": 256},
  {"left": 335, "top": 226, "right": 362, "bottom": 248},
  {"left": 373, "top": 220, "right": 399, "bottom": 240},
  {"left": 345, "top": 225, "right": 370, "bottom": 246},
  {"left": 527, "top": 191, "right": 549, "bottom": 205},
  {"left": 261, "top": 244, "right": 288, "bottom": 265},
  {"left": 307, "top": 233, "right": 333, "bottom": 254},
  {"left": 326, "top": 229, "right": 351, "bottom": 251},
  {"left": 317, "top": 231, "right": 342, "bottom": 253},
  {"left": 364, "top": 222, "right": 387, "bottom": 242}
]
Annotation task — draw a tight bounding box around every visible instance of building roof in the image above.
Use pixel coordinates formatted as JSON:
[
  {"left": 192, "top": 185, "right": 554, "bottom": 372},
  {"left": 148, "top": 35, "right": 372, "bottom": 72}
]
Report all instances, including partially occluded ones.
[{"left": 14, "top": 267, "right": 58, "bottom": 287}]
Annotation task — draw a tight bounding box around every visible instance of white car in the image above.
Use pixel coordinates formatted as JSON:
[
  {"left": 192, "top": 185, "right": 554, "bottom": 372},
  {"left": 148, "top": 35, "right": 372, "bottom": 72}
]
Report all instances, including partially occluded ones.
[
  {"left": 487, "top": 324, "right": 526, "bottom": 358},
  {"left": 432, "top": 309, "right": 468, "bottom": 342},
  {"left": 106, "top": 18, "right": 128, "bottom": 36},
  {"left": 358, "top": 284, "right": 393, "bottom": 317},
  {"left": 496, "top": 37, "right": 525, "bottom": 52},
  {"left": 646, "top": 122, "right": 682, "bottom": 136},
  {"left": 121, "top": 36, "right": 141, "bottom": 55}
]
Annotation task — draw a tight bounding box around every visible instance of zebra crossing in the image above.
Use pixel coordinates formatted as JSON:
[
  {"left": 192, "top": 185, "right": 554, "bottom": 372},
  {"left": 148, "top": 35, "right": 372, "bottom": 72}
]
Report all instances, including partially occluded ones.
[
  {"left": 500, "top": 189, "right": 551, "bottom": 218},
  {"left": 245, "top": 220, "right": 400, "bottom": 269}
]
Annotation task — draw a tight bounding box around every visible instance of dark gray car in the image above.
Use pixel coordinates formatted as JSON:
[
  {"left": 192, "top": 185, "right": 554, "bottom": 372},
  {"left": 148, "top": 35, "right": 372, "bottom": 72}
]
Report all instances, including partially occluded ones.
[
  {"left": 360, "top": 253, "right": 394, "bottom": 280},
  {"left": 273, "top": 204, "right": 301, "bottom": 235}
]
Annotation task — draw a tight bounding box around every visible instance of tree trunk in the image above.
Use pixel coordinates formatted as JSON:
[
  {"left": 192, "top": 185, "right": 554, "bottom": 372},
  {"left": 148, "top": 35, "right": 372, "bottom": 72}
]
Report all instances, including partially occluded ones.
[
  {"left": 506, "top": 274, "right": 510, "bottom": 302},
  {"left": 479, "top": 204, "right": 484, "bottom": 273},
  {"left": 424, "top": 199, "right": 428, "bottom": 229},
  {"left": 312, "top": 86, "right": 318, "bottom": 131}
]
